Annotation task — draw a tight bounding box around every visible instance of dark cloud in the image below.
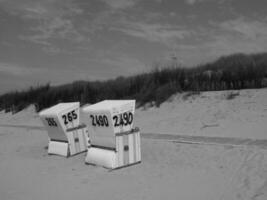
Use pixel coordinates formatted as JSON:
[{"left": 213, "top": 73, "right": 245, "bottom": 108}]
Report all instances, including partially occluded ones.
[{"left": 0, "top": 0, "right": 267, "bottom": 93}]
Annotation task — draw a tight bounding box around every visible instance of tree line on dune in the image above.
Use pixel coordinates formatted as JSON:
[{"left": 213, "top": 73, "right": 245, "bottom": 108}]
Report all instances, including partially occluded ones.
[{"left": 0, "top": 52, "right": 267, "bottom": 113}]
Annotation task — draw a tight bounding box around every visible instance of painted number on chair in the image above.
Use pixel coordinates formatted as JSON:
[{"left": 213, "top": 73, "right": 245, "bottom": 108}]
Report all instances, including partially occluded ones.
[
  {"left": 45, "top": 117, "right": 57, "bottom": 127},
  {"left": 113, "top": 111, "right": 133, "bottom": 127},
  {"left": 62, "top": 110, "right": 77, "bottom": 125},
  {"left": 90, "top": 114, "right": 109, "bottom": 127}
]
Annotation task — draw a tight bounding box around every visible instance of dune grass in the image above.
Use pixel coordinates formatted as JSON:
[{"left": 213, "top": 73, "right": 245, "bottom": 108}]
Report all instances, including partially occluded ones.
[{"left": 1, "top": 52, "right": 267, "bottom": 113}]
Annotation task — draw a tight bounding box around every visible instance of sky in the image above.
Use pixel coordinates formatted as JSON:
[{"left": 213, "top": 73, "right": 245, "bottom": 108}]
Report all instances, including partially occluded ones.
[{"left": 0, "top": 0, "right": 267, "bottom": 94}]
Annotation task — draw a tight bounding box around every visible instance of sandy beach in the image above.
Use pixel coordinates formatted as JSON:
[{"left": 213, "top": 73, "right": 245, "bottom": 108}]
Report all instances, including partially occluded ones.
[{"left": 1, "top": 89, "right": 267, "bottom": 200}]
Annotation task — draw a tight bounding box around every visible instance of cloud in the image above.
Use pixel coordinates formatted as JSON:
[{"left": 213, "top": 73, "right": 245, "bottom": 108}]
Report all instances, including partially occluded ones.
[
  {"left": 189, "top": 21, "right": 267, "bottom": 64},
  {"left": 161, "top": 17, "right": 267, "bottom": 66},
  {"left": 219, "top": 18, "right": 267, "bottom": 40},
  {"left": 100, "top": 55, "right": 146, "bottom": 74},
  {"left": 113, "top": 21, "right": 192, "bottom": 46},
  {"left": 0, "top": 0, "right": 83, "bottom": 19},
  {"left": 100, "top": 0, "right": 138, "bottom": 9},
  {"left": 184, "top": 0, "right": 203, "bottom": 5},
  {"left": 185, "top": 0, "right": 197, "bottom": 5},
  {"left": 0, "top": 0, "right": 87, "bottom": 53},
  {"left": 0, "top": 62, "right": 42, "bottom": 76},
  {"left": 203, "top": 35, "right": 267, "bottom": 61},
  {"left": 184, "top": 0, "right": 227, "bottom": 5},
  {"left": 20, "top": 17, "right": 87, "bottom": 45}
]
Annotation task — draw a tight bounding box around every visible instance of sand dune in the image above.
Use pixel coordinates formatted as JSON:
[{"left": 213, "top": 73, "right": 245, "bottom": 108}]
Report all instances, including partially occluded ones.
[
  {"left": 0, "top": 89, "right": 267, "bottom": 200},
  {"left": 136, "top": 89, "right": 267, "bottom": 139}
]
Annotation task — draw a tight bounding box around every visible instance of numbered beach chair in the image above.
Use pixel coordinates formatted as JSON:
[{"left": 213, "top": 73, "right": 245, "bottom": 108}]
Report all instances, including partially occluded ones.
[
  {"left": 39, "top": 102, "right": 89, "bottom": 157},
  {"left": 82, "top": 100, "right": 141, "bottom": 169}
]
